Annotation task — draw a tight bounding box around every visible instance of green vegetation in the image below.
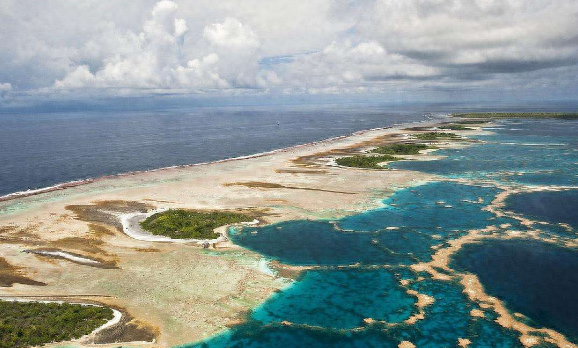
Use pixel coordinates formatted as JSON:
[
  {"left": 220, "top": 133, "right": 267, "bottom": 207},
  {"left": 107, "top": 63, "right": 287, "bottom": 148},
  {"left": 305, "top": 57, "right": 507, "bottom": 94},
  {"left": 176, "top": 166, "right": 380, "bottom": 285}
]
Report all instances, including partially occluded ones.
[
  {"left": 455, "top": 120, "right": 490, "bottom": 124},
  {"left": 371, "top": 143, "right": 428, "bottom": 155},
  {"left": 414, "top": 132, "right": 460, "bottom": 140},
  {"left": 335, "top": 154, "right": 399, "bottom": 169},
  {"left": 140, "top": 209, "right": 252, "bottom": 239},
  {"left": 438, "top": 124, "right": 473, "bottom": 131},
  {"left": 454, "top": 112, "right": 578, "bottom": 119},
  {"left": 0, "top": 301, "right": 113, "bottom": 348}
]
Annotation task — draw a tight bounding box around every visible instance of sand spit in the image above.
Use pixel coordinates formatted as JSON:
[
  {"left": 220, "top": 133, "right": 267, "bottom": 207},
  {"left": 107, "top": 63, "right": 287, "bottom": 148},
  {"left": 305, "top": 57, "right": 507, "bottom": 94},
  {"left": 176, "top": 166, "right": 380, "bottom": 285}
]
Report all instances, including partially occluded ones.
[
  {"left": 0, "top": 119, "right": 501, "bottom": 347},
  {"left": 24, "top": 249, "right": 112, "bottom": 268}
]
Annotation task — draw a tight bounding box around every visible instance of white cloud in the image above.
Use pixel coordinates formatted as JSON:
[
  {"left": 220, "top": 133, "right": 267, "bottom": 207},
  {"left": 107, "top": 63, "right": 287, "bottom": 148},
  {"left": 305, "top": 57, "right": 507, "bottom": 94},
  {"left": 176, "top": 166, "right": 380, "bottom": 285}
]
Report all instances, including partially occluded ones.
[
  {"left": 51, "top": 2, "right": 268, "bottom": 92},
  {"left": 1, "top": 0, "right": 578, "bottom": 100},
  {"left": 0, "top": 82, "right": 12, "bottom": 92},
  {"left": 274, "top": 40, "right": 441, "bottom": 93},
  {"left": 203, "top": 17, "right": 260, "bottom": 50},
  {"left": 53, "top": 1, "right": 232, "bottom": 91}
]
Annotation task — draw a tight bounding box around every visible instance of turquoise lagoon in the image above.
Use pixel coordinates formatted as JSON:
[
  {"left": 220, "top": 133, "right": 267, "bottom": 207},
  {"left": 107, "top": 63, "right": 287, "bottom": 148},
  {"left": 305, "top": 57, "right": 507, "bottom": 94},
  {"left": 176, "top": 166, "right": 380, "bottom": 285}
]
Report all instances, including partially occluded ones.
[{"left": 189, "top": 118, "right": 578, "bottom": 348}]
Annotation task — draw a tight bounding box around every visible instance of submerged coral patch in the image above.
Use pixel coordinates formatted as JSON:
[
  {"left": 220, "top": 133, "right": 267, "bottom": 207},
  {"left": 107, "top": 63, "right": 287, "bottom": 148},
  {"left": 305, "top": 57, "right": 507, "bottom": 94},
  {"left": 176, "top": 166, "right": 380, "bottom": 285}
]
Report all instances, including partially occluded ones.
[{"left": 251, "top": 269, "right": 415, "bottom": 329}]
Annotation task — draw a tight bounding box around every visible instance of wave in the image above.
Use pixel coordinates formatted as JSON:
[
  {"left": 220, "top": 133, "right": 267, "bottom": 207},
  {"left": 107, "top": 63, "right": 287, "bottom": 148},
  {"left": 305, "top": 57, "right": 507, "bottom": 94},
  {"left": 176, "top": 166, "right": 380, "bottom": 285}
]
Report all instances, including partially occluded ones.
[{"left": 0, "top": 116, "right": 440, "bottom": 203}]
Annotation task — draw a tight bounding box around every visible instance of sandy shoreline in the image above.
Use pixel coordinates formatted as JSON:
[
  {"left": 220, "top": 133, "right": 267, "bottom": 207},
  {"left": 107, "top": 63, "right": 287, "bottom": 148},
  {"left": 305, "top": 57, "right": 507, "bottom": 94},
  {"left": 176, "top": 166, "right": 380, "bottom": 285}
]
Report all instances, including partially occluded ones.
[
  {"left": 0, "top": 117, "right": 438, "bottom": 204},
  {"left": 0, "top": 116, "right": 483, "bottom": 347}
]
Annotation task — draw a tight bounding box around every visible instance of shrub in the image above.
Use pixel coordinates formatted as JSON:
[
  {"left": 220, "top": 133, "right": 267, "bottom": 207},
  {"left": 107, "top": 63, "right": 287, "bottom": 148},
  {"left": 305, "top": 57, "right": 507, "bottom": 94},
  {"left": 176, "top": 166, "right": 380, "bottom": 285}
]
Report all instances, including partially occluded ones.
[
  {"left": 414, "top": 132, "right": 460, "bottom": 140},
  {"left": 0, "top": 301, "right": 113, "bottom": 348},
  {"left": 438, "top": 124, "right": 472, "bottom": 131},
  {"left": 335, "top": 155, "right": 399, "bottom": 169},
  {"left": 371, "top": 143, "right": 428, "bottom": 155},
  {"left": 140, "top": 209, "right": 252, "bottom": 239}
]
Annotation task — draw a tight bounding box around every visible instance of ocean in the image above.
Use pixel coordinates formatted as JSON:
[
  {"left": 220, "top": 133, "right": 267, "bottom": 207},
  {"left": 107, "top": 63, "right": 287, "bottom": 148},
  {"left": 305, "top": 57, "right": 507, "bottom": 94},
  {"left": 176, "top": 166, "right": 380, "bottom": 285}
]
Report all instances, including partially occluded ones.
[
  {"left": 0, "top": 104, "right": 431, "bottom": 197},
  {"left": 2, "top": 101, "right": 576, "bottom": 198}
]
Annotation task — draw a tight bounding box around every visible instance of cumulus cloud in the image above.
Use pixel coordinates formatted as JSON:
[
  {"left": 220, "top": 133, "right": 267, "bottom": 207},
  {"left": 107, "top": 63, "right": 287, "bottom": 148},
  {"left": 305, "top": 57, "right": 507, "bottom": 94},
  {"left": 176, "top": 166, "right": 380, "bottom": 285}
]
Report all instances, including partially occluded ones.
[
  {"left": 52, "top": 1, "right": 269, "bottom": 92},
  {"left": 1, "top": 0, "right": 578, "bottom": 101},
  {"left": 0, "top": 83, "right": 12, "bottom": 92},
  {"left": 204, "top": 17, "right": 260, "bottom": 50},
  {"left": 54, "top": 1, "right": 232, "bottom": 90}
]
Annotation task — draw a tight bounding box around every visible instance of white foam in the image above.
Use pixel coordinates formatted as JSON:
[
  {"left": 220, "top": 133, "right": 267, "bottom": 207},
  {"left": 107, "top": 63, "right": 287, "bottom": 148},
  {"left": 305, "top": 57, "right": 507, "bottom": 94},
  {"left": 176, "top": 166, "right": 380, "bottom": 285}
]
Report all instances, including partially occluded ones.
[
  {"left": 257, "top": 258, "right": 277, "bottom": 277},
  {"left": 30, "top": 250, "right": 100, "bottom": 264},
  {"left": 0, "top": 179, "right": 90, "bottom": 201}
]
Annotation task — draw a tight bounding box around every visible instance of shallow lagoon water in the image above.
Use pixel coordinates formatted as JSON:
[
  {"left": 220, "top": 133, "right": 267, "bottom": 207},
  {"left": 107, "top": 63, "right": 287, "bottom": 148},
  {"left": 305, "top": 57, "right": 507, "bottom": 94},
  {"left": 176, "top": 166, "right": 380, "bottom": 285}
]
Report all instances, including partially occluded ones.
[
  {"left": 252, "top": 269, "right": 415, "bottom": 329},
  {"left": 391, "top": 119, "right": 578, "bottom": 186},
  {"left": 189, "top": 272, "right": 524, "bottom": 348},
  {"left": 192, "top": 118, "right": 578, "bottom": 348}
]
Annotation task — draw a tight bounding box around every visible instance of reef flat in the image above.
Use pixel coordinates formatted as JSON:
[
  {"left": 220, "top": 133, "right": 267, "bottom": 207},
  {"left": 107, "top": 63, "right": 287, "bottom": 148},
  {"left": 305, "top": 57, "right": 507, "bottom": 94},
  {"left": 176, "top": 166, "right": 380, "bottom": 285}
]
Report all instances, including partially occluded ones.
[{"left": 2, "top": 116, "right": 578, "bottom": 348}]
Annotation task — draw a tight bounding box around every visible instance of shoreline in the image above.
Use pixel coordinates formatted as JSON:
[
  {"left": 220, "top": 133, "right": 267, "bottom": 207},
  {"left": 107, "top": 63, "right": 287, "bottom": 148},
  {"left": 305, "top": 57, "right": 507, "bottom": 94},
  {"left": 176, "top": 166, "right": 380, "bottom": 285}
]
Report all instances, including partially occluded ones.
[
  {"left": 0, "top": 114, "right": 471, "bottom": 348},
  {"left": 119, "top": 210, "right": 259, "bottom": 244},
  {"left": 0, "top": 116, "right": 442, "bottom": 204},
  {"left": 1, "top": 114, "right": 576, "bottom": 348},
  {"left": 0, "top": 297, "right": 123, "bottom": 343}
]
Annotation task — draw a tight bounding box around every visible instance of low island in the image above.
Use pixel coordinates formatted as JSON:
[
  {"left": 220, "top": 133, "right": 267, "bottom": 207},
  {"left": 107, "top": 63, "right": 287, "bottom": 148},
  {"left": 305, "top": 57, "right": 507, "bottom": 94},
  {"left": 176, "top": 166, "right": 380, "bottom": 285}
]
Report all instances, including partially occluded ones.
[
  {"left": 140, "top": 209, "right": 253, "bottom": 239},
  {"left": 414, "top": 132, "right": 460, "bottom": 140},
  {"left": 335, "top": 154, "right": 399, "bottom": 169},
  {"left": 0, "top": 301, "right": 113, "bottom": 348},
  {"left": 371, "top": 143, "right": 429, "bottom": 155}
]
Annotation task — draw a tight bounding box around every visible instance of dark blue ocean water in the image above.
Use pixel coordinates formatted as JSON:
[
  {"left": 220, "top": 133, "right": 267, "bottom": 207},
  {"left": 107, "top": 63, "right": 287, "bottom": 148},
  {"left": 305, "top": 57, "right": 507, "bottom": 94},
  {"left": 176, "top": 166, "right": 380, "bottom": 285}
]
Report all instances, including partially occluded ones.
[
  {"left": 3, "top": 102, "right": 577, "bottom": 197},
  {"left": 0, "top": 105, "right": 431, "bottom": 197}
]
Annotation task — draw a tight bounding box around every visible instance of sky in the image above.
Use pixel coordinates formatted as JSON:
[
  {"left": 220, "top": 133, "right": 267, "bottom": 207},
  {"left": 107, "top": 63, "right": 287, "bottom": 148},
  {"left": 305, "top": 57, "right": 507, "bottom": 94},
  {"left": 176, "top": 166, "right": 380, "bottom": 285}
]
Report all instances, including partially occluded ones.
[{"left": 1, "top": 0, "right": 578, "bottom": 110}]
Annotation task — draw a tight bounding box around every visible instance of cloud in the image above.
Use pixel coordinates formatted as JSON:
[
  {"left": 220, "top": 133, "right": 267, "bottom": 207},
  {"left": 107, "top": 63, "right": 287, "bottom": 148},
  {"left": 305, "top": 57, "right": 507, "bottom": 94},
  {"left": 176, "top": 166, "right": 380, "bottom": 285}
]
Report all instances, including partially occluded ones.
[
  {"left": 0, "top": 83, "right": 12, "bottom": 92},
  {"left": 1, "top": 0, "right": 578, "bottom": 102},
  {"left": 51, "top": 2, "right": 267, "bottom": 92},
  {"left": 273, "top": 40, "right": 441, "bottom": 93},
  {"left": 54, "top": 1, "right": 211, "bottom": 90},
  {"left": 357, "top": 0, "right": 578, "bottom": 75},
  {"left": 204, "top": 17, "right": 260, "bottom": 50}
]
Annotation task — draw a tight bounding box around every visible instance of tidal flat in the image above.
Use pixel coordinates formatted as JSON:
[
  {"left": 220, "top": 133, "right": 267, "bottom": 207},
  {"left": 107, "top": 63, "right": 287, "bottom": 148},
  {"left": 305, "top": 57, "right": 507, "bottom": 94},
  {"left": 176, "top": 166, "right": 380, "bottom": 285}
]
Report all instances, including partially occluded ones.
[{"left": 1, "top": 117, "right": 578, "bottom": 348}]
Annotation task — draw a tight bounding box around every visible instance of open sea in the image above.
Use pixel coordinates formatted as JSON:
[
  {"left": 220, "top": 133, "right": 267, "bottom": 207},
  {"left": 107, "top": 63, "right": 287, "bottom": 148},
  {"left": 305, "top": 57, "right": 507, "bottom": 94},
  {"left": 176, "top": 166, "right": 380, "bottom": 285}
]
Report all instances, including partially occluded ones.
[
  {"left": 2, "top": 101, "right": 577, "bottom": 198},
  {"left": 0, "top": 104, "right": 430, "bottom": 197}
]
